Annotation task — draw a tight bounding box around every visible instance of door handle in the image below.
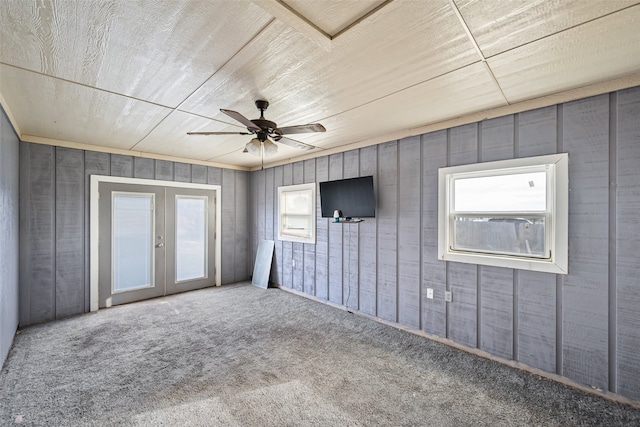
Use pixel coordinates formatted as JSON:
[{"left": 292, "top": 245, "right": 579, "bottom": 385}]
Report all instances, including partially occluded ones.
[{"left": 156, "top": 242, "right": 164, "bottom": 248}]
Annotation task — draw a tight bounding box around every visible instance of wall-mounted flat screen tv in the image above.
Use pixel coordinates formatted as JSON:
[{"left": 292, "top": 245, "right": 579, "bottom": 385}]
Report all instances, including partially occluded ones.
[{"left": 320, "top": 176, "right": 375, "bottom": 218}]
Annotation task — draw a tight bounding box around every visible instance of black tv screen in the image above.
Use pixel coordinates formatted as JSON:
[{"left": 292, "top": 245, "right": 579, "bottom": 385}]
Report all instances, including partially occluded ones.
[{"left": 320, "top": 176, "right": 375, "bottom": 218}]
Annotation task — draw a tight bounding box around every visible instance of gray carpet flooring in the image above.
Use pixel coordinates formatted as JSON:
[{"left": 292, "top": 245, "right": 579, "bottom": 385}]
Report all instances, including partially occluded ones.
[{"left": 1, "top": 282, "right": 639, "bottom": 426}]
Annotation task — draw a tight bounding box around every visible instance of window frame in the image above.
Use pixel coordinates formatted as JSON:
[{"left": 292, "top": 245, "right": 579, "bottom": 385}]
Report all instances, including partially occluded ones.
[
  {"left": 438, "top": 153, "right": 568, "bottom": 274},
  {"left": 277, "top": 183, "right": 316, "bottom": 244}
]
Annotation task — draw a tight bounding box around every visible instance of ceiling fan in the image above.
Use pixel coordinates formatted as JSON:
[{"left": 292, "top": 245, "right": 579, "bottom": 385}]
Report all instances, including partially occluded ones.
[{"left": 187, "top": 100, "right": 326, "bottom": 157}]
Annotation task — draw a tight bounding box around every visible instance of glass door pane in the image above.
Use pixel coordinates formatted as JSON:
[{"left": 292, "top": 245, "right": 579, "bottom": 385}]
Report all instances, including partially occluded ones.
[
  {"left": 112, "top": 193, "right": 154, "bottom": 292},
  {"left": 175, "top": 196, "right": 208, "bottom": 282}
]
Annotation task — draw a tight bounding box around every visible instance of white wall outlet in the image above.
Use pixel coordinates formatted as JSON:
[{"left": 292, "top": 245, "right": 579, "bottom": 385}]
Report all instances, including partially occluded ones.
[
  {"left": 292, "top": 259, "right": 296, "bottom": 268},
  {"left": 445, "top": 291, "right": 452, "bottom": 303},
  {"left": 426, "top": 288, "right": 434, "bottom": 299}
]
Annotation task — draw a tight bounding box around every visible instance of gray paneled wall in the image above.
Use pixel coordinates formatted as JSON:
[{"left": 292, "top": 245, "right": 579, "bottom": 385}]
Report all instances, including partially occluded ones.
[
  {"left": 19, "top": 144, "right": 250, "bottom": 326},
  {"left": 0, "top": 107, "right": 20, "bottom": 368},
  {"left": 250, "top": 86, "right": 640, "bottom": 402}
]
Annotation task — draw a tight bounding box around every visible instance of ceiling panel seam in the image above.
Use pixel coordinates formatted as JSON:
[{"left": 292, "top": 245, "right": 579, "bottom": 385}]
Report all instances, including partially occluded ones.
[
  {"left": 254, "top": 0, "right": 395, "bottom": 47},
  {"left": 274, "top": 0, "right": 331, "bottom": 38},
  {"left": 129, "top": 19, "right": 278, "bottom": 151},
  {"left": 172, "top": 18, "right": 277, "bottom": 115},
  {"left": 330, "top": 0, "right": 395, "bottom": 40},
  {"left": 252, "top": 0, "right": 331, "bottom": 50},
  {"left": 314, "top": 61, "right": 484, "bottom": 123},
  {"left": 448, "top": 0, "right": 509, "bottom": 105},
  {"left": 481, "top": 3, "right": 640, "bottom": 60},
  {"left": 449, "top": 0, "right": 485, "bottom": 61},
  {"left": 0, "top": 62, "right": 173, "bottom": 110}
]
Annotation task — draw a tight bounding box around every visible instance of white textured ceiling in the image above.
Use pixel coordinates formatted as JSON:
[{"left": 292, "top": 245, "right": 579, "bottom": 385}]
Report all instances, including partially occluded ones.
[{"left": 1, "top": 0, "right": 639, "bottom": 170}]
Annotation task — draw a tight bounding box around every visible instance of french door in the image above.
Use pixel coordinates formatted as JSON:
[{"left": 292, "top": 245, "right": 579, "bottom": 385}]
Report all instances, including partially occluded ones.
[{"left": 98, "top": 182, "right": 216, "bottom": 308}]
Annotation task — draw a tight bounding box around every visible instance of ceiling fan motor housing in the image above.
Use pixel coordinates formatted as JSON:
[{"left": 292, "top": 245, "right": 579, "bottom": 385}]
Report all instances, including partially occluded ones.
[
  {"left": 255, "top": 100, "right": 269, "bottom": 111},
  {"left": 251, "top": 118, "right": 277, "bottom": 132}
]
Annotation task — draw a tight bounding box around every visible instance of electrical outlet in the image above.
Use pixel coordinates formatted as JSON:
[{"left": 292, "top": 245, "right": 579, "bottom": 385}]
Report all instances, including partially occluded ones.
[
  {"left": 426, "top": 288, "right": 434, "bottom": 299},
  {"left": 445, "top": 291, "right": 452, "bottom": 303},
  {"left": 292, "top": 259, "right": 296, "bottom": 268}
]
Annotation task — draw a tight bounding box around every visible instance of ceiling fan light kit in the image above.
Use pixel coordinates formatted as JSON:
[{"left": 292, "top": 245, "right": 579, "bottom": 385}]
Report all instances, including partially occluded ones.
[
  {"left": 245, "top": 138, "right": 262, "bottom": 156},
  {"left": 262, "top": 139, "right": 278, "bottom": 156},
  {"left": 188, "top": 100, "right": 326, "bottom": 159}
]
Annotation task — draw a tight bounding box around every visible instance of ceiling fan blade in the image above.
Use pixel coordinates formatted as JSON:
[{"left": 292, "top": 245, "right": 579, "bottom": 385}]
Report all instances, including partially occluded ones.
[
  {"left": 187, "top": 131, "right": 251, "bottom": 136},
  {"left": 277, "top": 136, "right": 316, "bottom": 151},
  {"left": 220, "top": 109, "right": 261, "bottom": 132},
  {"left": 275, "top": 123, "right": 326, "bottom": 135}
]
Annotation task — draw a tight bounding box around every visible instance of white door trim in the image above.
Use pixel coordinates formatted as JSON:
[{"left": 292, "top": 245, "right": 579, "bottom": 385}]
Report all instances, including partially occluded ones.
[{"left": 90, "top": 175, "right": 222, "bottom": 312}]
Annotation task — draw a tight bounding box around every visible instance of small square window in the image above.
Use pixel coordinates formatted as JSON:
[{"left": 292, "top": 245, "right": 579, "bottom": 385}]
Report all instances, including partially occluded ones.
[
  {"left": 438, "top": 153, "right": 568, "bottom": 274},
  {"left": 278, "top": 183, "right": 316, "bottom": 244}
]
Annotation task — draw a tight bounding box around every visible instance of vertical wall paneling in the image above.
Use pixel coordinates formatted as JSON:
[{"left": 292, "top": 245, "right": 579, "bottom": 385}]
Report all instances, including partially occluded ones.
[
  {"left": 315, "top": 157, "right": 329, "bottom": 300},
  {"left": 479, "top": 266, "right": 514, "bottom": 359},
  {"left": 19, "top": 143, "right": 56, "bottom": 325},
  {"left": 556, "top": 104, "right": 565, "bottom": 376},
  {"left": 210, "top": 165, "right": 227, "bottom": 278},
  {"left": 0, "top": 106, "right": 19, "bottom": 367},
  {"left": 292, "top": 162, "right": 303, "bottom": 184},
  {"left": 282, "top": 164, "right": 293, "bottom": 289},
  {"left": 517, "top": 271, "right": 557, "bottom": 372},
  {"left": 422, "top": 130, "right": 448, "bottom": 337},
  {"left": 283, "top": 163, "right": 292, "bottom": 185},
  {"left": 479, "top": 117, "right": 515, "bottom": 359},
  {"left": 207, "top": 166, "right": 222, "bottom": 186},
  {"left": 221, "top": 169, "right": 236, "bottom": 284},
  {"left": 328, "top": 154, "right": 343, "bottom": 304},
  {"left": 134, "top": 157, "right": 155, "bottom": 179},
  {"left": 254, "top": 169, "right": 265, "bottom": 276},
  {"left": 292, "top": 162, "right": 304, "bottom": 292},
  {"left": 265, "top": 169, "right": 274, "bottom": 241},
  {"left": 249, "top": 172, "right": 257, "bottom": 276},
  {"left": 273, "top": 166, "right": 284, "bottom": 286},
  {"left": 264, "top": 168, "right": 275, "bottom": 282},
  {"left": 155, "top": 160, "right": 174, "bottom": 181},
  {"left": 55, "top": 148, "right": 85, "bottom": 318},
  {"left": 110, "top": 154, "right": 133, "bottom": 177},
  {"left": 358, "top": 146, "right": 377, "bottom": 315},
  {"left": 562, "top": 94, "right": 610, "bottom": 389},
  {"left": 18, "top": 142, "right": 30, "bottom": 325},
  {"left": 303, "top": 159, "right": 316, "bottom": 296},
  {"left": 377, "top": 142, "right": 398, "bottom": 322},
  {"left": 518, "top": 106, "right": 558, "bottom": 158},
  {"left": 174, "top": 163, "right": 191, "bottom": 183},
  {"left": 480, "top": 116, "right": 515, "bottom": 162},
  {"left": 517, "top": 106, "right": 558, "bottom": 372},
  {"left": 342, "top": 151, "right": 359, "bottom": 310},
  {"left": 235, "top": 171, "right": 248, "bottom": 281},
  {"left": 191, "top": 164, "right": 207, "bottom": 184},
  {"left": 447, "top": 124, "right": 479, "bottom": 347},
  {"left": 609, "top": 92, "right": 618, "bottom": 395},
  {"left": 615, "top": 87, "right": 640, "bottom": 401},
  {"left": 83, "top": 151, "right": 110, "bottom": 312},
  {"left": 397, "top": 136, "right": 421, "bottom": 328}
]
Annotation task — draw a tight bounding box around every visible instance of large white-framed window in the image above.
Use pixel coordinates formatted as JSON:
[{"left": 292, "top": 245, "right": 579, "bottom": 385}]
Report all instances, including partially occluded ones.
[
  {"left": 438, "top": 153, "right": 568, "bottom": 274},
  {"left": 278, "top": 183, "right": 316, "bottom": 244}
]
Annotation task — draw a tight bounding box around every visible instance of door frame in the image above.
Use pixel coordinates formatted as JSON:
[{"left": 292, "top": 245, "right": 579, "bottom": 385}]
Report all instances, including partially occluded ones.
[{"left": 90, "top": 175, "right": 222, "bottom": 312}]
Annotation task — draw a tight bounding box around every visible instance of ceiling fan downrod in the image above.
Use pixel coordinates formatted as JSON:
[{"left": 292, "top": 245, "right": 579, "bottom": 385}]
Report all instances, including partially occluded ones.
[{"left": 255, "top": 100, "right": 269, "bottom": 118}]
